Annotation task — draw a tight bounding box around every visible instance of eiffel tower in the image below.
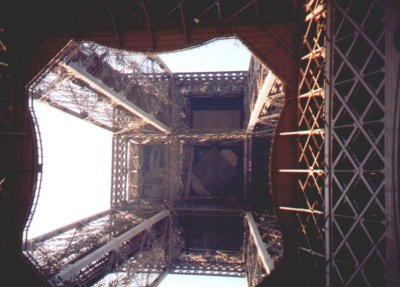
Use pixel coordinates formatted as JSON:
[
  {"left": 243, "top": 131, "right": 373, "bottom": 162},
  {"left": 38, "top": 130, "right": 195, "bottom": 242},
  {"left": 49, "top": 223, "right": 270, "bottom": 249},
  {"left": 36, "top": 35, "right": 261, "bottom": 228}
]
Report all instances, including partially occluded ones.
[
  {"left": 1, "top": 1, "right": 399, "bottom": 286},
  {"left": 23, "top": 40, "right": 284, "bottom": 286}
]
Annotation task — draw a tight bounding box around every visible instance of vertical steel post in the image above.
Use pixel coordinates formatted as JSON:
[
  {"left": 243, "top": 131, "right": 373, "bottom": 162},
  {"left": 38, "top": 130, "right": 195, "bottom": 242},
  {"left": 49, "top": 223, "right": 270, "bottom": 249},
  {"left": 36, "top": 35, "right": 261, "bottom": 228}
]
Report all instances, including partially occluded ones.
[
  {"left": 244, "top": 135, "right": 252, "bottom": 209},
  {"left": 325, "top": 1, "right": 333, "bottom": 285},
  {"left": 111, "top": 134, "right": 128, "bottom": 208},
  {"left": 385, "top": 1, "right": 400, "bottom": 286}
]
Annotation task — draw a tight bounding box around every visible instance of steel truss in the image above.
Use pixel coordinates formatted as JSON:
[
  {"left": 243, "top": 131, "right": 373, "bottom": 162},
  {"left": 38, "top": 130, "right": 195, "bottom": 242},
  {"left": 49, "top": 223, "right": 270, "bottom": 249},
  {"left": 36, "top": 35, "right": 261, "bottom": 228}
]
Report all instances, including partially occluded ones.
[
  {"left": 13, "top": 0, "right": 400, "bottom": 286},
  {"left": 266, "top": 2, "right": 327, "bottom": 286},
  {"left": 173, "top": 199, "right": 242, "bottom": 216},
  {"left": 245, "top": 231, "right": 266, "bottom": 286},
  {"left": 246, "top": 57, "right": 285, "bottom": 134},
  {"left": 294, "top": 3, "right": 326, "bottom": 285},
  {"left": 111, "top": 135, "right": 128, "bottom": 208},
  {"left": 127, "top": 130, "right": 274, "bottom": 143},
  {"left": 67, "top": 211, "right": 173, "bottom": 287},
  {"left": 244, "top": 211, "right": 283, "bottom": 287},
  {"left": 167, "top": 136, "right": 184, "bottom": 204},
  {"left": 244, "top": 135, "right": 252, "bottom": 208},
  {"left": 325, "top": 1, "right": 399, "bottom": 286},
  {"left": 26, "top": 39, "right": 286, "bottom": 286},
  {"left": 174, "top": 71, "right": 247, "bottom": 97},
  {"left": 25, "top": 206, "right": 258, "bottom": 285},
  {"left": 122, "top": 136, "right": 184, "bottom": 205},
  {"left": 127, "top": 142, "right": 140, "bottom": 202},
  {"left": 24, "top": 206, "right": 166, "bottom": 284},
  {"left": 251, "top": 211, "right": 284, "bottom": 267},
  {"left": 270, "top": 1, "right": 326, "bottom": 285},
  {"left": 30, "top": 41, "right": 171, "bottom": 134},
  {"left": 170, "top": 250, "right": 245, "bottom": 277}
]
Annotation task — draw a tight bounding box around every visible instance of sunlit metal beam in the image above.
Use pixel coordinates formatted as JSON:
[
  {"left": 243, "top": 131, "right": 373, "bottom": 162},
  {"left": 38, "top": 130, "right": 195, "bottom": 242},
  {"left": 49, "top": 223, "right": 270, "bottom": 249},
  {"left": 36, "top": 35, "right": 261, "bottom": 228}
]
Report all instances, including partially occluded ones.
[
  {"left": 245, "top": 212, "right": 274, "bottom": 275},
  {"left": 56, "top": 209, "right": 170, "bottom": 281},
  {"left": 28, "top": 209, "right": 111, "bottom": 244},
  {"left": 246, "top": 72, "right": 277, "bottom": 133},
  {"left": 61, "top": 62, "right": 171, "bottom": 133}
]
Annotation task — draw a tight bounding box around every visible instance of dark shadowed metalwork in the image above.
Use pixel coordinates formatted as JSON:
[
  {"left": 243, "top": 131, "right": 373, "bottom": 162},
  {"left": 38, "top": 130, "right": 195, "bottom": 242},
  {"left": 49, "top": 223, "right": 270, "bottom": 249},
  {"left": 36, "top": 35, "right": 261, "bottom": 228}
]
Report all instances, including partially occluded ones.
[
  {"left": 325, "top": 0, "right": 398, "bottom": 286},
  {"left": 1, "top": 1, "right": 399, "bottom": 286}
]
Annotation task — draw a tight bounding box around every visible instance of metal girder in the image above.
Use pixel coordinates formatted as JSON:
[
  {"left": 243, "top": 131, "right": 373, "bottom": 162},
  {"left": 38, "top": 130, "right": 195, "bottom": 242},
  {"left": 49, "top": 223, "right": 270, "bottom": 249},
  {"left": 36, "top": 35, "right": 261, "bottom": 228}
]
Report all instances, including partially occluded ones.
[
  {"left": 84, "top": 211, "right": 182, "bottom": 287},
  {"left": 24, "top": 208, "right": 150, "bottom": 280},
  {"left": 173, "top": 202, "right": 242, "bottom": 216},
  {"left": 56, "top": 210, "right": 170, "bottom": 282},
  {"left": 127, "top": 142, "right": 140, "bottom": 202},
  {"left": 243, "top": 136, "right": 252, "bottom": 208},
  {"left": 170, "top": 251, "right": 245, "bottom": 277},
  {"left": 167, "top": 136, "right": 184, "bottom": 204},
  {"left": 266, "top": 2, "right": 327, "bottom": 286},
  {"left": 126, "top": 130, "right": 274, "bottom": 146},
  {"left": 61, "top": 62, "right": 171, "bottom": 133},
  {"left": 244, "top": 211, "right": 284, "bottom": 287},
  {"left": 111, "top": 134, "right": 129, "bottom": 208},
  {"left": 246, "top": 72, "right": 277, "bottom": 133},
  {"left": 245, "top": 212, "right": 274, "bottom": 275},
  {"left": 174, "top": 71, "right": 247, "bottom": 96},
  {"left": 30, "top": 65, "right": 151, "bottom": 133},
  {"left": 27, "top": 210, "right": 111, "bottom": 244},
  {"left": 325, "top": 1, "right": 396, "bottom": 286}
]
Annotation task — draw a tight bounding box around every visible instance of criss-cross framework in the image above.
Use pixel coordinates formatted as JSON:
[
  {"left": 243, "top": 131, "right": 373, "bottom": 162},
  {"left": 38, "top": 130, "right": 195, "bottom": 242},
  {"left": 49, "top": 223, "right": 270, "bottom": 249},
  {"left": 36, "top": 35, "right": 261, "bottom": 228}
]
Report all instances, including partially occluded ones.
[
  {"left": 24, "top": 40, "right": 285, "bottom": 287},
  {"left": 24, "top": 203, "right": 166, "bottom": 285},
  {"left": 2, "top": 0, "right": 399, "bottom": 286},
  {"left": 295, "top": 1, "right": 326, "bottom": 284},
  {"left": 325, "top": 1, "right": 394, "bottom": 286},
  {"left": 270, "top": 2, "right": 326, "bottom": 285}
]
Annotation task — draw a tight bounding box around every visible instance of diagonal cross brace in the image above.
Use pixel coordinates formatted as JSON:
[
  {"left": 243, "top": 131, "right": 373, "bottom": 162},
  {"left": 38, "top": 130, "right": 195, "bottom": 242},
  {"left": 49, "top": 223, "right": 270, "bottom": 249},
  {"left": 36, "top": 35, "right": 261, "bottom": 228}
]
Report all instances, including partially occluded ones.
[
  {"left": 245, "top": 212, "right": 275, "bottom": 275},
  {"left": 246, "top": 72, "right": 277, "bottom": 134},
  {"left": 61, "top": 62, "right": 171, "bottom": 133},
  {"left": 56, "top": 209, "right": 170, "bottom": 282}
]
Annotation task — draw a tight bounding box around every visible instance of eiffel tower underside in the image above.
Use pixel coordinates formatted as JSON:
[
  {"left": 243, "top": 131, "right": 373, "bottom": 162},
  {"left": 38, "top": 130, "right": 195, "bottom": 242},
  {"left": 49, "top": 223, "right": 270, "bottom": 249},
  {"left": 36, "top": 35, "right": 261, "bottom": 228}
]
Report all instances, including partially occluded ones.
[
  {"left": 1, "top": 1, "right": 399, "bottom": 286},
  {"left": 23, "top": 41, "right": 285, "bottom": 286}
]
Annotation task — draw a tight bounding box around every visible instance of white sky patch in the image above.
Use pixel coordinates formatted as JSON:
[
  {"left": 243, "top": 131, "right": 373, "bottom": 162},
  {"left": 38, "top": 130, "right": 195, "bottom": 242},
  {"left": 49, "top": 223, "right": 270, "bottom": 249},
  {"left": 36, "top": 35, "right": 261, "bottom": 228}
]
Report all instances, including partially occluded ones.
[
  {"left": 27, "top": 101, "right": 112, "bottom": 239},
  {"left": 159, "top": 38, "right": 251, "bottom": 72}
]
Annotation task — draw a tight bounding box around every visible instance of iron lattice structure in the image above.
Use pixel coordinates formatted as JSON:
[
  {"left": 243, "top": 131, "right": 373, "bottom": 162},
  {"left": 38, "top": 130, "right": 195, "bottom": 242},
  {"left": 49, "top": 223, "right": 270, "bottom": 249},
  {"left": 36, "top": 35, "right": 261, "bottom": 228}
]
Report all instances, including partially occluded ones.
[
  {"left": 325, "top": 0, "right": 399, "bottom": 286},
  {"left": 296, "top": 1, "right": 326, "bottom": 285},
  {"left": 24, "top": 40, "right": 285, "bottom": 286},
  {"left": 1, "top": 1, "right": 399, "bottom": 287},
  {"left": 266, "top": 2, "right": 326, "bottom": 286}
]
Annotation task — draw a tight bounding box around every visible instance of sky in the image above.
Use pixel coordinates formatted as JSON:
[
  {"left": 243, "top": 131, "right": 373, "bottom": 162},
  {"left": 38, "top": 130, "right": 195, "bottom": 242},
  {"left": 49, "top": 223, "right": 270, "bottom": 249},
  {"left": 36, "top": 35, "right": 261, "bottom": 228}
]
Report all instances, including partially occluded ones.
[
  {"left": 27, "top": 101, "right": 112, "bottom": 239},
  {"left": 159, "top": 38, "right": 251, "bottom": 72},
  {"left": 28, "top": 37, "right": 251, "bottom": 286}
]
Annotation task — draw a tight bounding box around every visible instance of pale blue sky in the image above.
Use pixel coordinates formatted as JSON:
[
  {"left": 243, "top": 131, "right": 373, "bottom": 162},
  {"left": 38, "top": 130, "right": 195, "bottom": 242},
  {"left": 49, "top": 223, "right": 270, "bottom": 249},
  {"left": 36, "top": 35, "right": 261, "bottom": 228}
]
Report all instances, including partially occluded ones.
[
  {"left": 29, "top": 37, "right": 251, "bottom": 286},
  {"left": 159, "top": 37, "right": 251, "bottom": 72},
  {"left": 28, "top": 101, "right": 112, "bottom": 239}
]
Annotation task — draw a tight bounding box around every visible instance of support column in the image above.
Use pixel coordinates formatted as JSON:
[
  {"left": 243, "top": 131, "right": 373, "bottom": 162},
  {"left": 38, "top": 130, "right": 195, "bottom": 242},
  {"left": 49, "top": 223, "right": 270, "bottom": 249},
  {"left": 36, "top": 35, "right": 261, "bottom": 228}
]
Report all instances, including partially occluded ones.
[
  {"left": 385, "top": 1, "right": 400, "bottom": 286},
  {"left": 327, "top": 1, "right": 390, "bottom": 286},
  {"left": 244, "top": 136, "right": 252, "bottom": 209},
  {"left": 111, "top": 134, "right": 128, "bottom": 208}
]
